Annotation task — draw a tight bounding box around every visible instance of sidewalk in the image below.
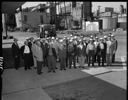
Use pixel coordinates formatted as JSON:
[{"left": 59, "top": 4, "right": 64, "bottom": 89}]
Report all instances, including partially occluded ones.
[{"left": 2, "top": 65, "right": 126, "bottom": 100}]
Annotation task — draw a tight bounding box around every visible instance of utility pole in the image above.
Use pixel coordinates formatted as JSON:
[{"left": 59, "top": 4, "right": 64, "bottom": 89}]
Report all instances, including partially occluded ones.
[
  {"left": 4, "top": 13, "right": 8, "bottom": 38},
  {"left": 98, "top": 6, "right": 101, "bottom": 17},
  {"left": 82, "top": 2, "right": 85, "bottom": 30},
  {"left": 64, "top": 2, "right": 68, "bottom": 29},
  {"left": 55, "top": 1, "right": 57, "bottom": 30}
]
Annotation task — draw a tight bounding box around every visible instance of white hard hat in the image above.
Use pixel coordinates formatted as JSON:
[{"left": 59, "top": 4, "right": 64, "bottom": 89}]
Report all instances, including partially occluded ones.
[
  {"left": 104, "top": 36, "right": 107, "bottom": 38},
  {"left": 59, "top": 39, "right": 63, "bottom": 42},
  {"left": 74, "top": 36, "right": 77, "bottom": 39},
  {"left": 111, "top": 34, "right": 114, "bottom": 37},
  {"left": 51, "top": 37, "right": 55, "bottom": 39},
  {"left": 69, "top": 39, "right": 73, "bottom": 42},
  {"left": 90, "top": 39, "right": 93, "bottom": 41},
  {"left": 79, "top": 39, "right": 82, "bottom": 42}
]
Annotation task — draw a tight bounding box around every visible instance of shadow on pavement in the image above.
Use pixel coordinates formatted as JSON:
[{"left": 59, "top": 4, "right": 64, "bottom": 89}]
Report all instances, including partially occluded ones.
[{"left": 43, "top": 72, "right": 126, "bottom": 100}]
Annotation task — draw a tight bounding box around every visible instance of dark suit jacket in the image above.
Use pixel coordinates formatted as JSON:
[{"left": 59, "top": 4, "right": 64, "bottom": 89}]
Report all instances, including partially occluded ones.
[
  {"left": 20, "top": 45, "right": 31, "bottom": 59},
  {"left": 103, "top": 42, "right": 107, "bottom": 53},
  {"left": 97, "top": 42, "right": 107, "bottom": 55},
  {"left": 46, "top": 45, "right": 57, "bottom": 59},
  {"left": 11, "top": 43, "right": 20, "bottom": 58},
  {"left": 77, "top": 45, "right": 86, "bottom": 57},
  {"left": 28, "top": 42, "right": 33, "bottom": 54},
  {"left": 41, "top": 42, "right": 49, "bottom": 57}
]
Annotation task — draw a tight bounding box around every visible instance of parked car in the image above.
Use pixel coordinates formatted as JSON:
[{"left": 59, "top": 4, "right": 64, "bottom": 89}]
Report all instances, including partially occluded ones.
[{"left": 38, "top": 24, "right": 56, "bottom": 38}]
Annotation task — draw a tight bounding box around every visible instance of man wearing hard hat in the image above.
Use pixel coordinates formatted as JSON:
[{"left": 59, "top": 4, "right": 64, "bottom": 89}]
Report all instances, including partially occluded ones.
[
  {"left": 68, "top": 39, "right": 77, "bottom": 69},
  {"left": 111, "top": 35, "right": 118, "bottom": 63},
  {"left": 86, "top": 38, "right": 95, "bottom": 67},
  {"left": 97, "top": 38, "right": 106, "bottom": 66},
  {"left": 46, "top": 40, "right": 57, "bottom": 73},
  {"left": 58, "top": 39, "right": 66, "bottom": 70},
  {"left": 94, "top": 37, "right": 99, "bottom": 63},
  {"left": 106, "top": 36, "right": 113, "bottom": 66}
]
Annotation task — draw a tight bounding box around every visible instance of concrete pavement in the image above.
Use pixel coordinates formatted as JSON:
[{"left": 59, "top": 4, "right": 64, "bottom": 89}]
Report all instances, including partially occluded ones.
[{"left": 2, "top": 65, "right": 126, "bottom": 100}]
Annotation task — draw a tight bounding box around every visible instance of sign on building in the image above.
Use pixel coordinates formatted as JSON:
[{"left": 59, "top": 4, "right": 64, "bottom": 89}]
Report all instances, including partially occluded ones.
[
  {"left": 85, "top": 21, "right": 99, "bottom": 31},
  {"left": 105, "top": 7, "right": 114, "bottom": 12},
  {"left": 100, "top": 12, "right": 112, "bottom": 17}
]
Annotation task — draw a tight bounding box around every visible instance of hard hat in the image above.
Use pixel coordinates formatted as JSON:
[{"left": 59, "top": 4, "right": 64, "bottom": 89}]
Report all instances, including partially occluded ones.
[
  {"left": 104, "top": 36, "right": 107, "bottom": 38},
  {"left": 90, "top": 39, "right": 93, "bottom": 41},
  {"left": 79, "top": 39, "right": 82, "bottom": 42},
  {"left": 59, "top": 39, "right": 63, "bottom": 42},
  {"left": 69, "top": 39, "right": 73, "bottom": 42},
  {"left": 111, "top": 34, "right": 114, "bottom": 37},
  {"left": 51, "top": 37, "right": 55, "bottom": 39}
]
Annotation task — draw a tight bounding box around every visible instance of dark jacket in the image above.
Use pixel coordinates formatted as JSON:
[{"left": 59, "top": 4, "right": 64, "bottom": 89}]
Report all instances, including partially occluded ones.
[
  {"left": 28, "top": 42, "right": 33, "bottom": 54},
  {"left": 46, "top": 45, "right": 57, "bottom": 59},
  {"left": 103, "top": 42, "right": 107, "bottom": 53},
  {"left": 11, "top": 43, "right": 20, "bottom": 58},
  {"left": 20, "top": 45, "right": 31, "bottom": 59},
  {"left": 68, "top": 44, "right": 75, "bottom": 56},
  {"left": 77, "top": 45, "right": 87, "bottom": 57},
  {"left": 41, "top": 42, "right": 49, "bottom": 57},
  {"left": 20, "top": 45, "right": 34, "bottom": 66},
  {"left": 97, "top": 42, "right": 107, "bottom": 55}
]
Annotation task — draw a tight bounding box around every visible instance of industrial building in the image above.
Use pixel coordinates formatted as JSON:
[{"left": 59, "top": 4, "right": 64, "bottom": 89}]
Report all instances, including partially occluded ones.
[
  {"left": 15, "top": 4, "right": 51, "bottom": 31},
  {"left": 15, "top": 11, "right": 50, "bottom": 31},
  {"left": 56, "top": 2, "right": 92, "bottom": 30},
  {"left": 57, "top": 2, "right": 127, "bottom": 31},
  {"left": 117, "top": 13, "right": 127, "bottom": 30},
  {"left": 2, "top": 2, "right": 127, "bottom": 33}
]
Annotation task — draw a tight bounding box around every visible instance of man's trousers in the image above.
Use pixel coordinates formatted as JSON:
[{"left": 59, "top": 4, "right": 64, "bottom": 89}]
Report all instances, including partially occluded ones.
[
  {"left": 37, "top": 61, "right": 43, "bottom": 74},
  {"left": 47, "top": 55, "right": 56, "bottom": 72}
]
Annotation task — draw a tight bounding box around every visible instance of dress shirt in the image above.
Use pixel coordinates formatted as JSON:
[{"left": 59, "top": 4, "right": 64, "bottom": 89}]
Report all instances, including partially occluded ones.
[{"left": 24, "top": 45, "right": 30, "bottom": 54}]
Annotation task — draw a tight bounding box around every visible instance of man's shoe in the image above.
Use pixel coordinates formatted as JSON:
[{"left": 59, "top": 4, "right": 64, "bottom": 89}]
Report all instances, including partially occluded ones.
[
  {"left": 15, "top": 68, "right": 18, "bottom": 70},
  {"left": 24, "top": 68, "right": 27, "bottom": 71},
  {"left": 28, "top": 67, "right": 31, "bottom": 69},
  {"left": 38, "top": 72, "right": 43, "bottom": 75},
  {"left": 48, "top": 70, "right": 51, "bottom": 73}
]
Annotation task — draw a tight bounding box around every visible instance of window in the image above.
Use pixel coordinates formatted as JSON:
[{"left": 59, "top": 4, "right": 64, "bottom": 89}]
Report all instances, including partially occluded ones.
[
  {"left": 40, "top": 15, "right": 43, "bottom": 24},
  {"left": 72, "top": 2, "right": 76, "bottom": 8},
  {"left": 24, "top": 15, "right": 27, "bottom": 22}
]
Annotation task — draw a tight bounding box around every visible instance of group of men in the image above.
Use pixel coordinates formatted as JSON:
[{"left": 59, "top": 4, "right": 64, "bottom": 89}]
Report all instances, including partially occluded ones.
[{"left": 11, "top": 33, "right": 118, "bottom": 75}]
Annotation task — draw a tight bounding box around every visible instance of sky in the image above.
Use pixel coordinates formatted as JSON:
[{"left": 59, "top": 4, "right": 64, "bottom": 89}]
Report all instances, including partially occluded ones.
[{"left": 22, "top": 2, "right": 127, "bottom": 12}]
